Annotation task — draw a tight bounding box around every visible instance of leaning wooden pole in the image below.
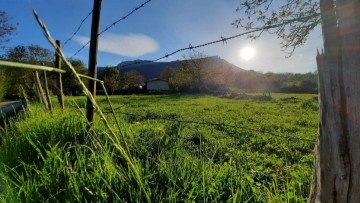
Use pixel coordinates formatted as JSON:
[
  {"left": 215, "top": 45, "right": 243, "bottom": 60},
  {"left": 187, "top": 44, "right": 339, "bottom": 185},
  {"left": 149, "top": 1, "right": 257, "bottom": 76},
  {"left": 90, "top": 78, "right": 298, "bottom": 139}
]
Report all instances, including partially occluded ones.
[
  {"left": 43, "top": 70, "right": 52, "bottom": 111},
  {"left": 33, "top": 71, "right": 48, "bottom": 109},
  {"left": 55, "top": 40, "right": 64, "bottom": 109},
  {"left": 86, "top": 0, "right": 102, "bottom": 128},
  {"left": 310, "top": 0, "right": 360, "bottom": 202}
]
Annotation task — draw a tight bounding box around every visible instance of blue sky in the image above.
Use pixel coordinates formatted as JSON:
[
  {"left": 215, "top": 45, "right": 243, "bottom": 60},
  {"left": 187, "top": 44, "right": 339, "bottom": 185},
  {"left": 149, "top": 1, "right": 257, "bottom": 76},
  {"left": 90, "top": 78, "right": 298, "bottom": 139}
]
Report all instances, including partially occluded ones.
[{"left": 2, "top": 0, "right": 323, "bottom": 73}]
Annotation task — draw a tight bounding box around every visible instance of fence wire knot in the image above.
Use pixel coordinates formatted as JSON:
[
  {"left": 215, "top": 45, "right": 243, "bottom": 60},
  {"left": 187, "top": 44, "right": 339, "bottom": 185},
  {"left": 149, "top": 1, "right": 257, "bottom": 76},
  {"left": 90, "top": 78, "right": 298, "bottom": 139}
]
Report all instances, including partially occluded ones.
[
  {"left": 189, "top": 43, "right": 194, "bottom": 50},
  {"left": 221, "top": 35, "right": 227, "bottom": 44}
]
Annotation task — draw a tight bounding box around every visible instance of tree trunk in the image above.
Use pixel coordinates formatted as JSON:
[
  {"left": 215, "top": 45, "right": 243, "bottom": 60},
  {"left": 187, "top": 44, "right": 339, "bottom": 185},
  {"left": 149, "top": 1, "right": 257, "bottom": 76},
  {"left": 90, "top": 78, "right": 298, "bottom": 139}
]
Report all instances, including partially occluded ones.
[{"left": 310, "top": 0, "right": 360, "bottom": 202}]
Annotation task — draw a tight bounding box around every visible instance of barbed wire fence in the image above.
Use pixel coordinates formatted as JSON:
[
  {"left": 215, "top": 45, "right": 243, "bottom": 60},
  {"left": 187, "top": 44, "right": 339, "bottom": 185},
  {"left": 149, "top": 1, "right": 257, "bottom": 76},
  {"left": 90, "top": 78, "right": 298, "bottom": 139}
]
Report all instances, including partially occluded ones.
[
  {"left": 102, "top": 110, "right": 317, "bottom": 143},
  {"left": 65, "top": 1, "right": 319, "bottom": 68},
  {"left": 62, "top": 9, "right": 93, "bottom": 48},
  {"left": 69, "top": 0, "right": 152, "bottom": 59},
  {"left": 116, "top": 13, "right": 320, "bottom": 68}
]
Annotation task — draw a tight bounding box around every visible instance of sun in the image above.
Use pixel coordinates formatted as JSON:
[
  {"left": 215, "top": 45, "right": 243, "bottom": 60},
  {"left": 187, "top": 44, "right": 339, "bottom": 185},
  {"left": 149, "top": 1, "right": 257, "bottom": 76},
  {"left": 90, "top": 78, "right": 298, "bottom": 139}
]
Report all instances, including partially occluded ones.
[{"left": 240, "top": 46, "right": 256, "bottom": 61}]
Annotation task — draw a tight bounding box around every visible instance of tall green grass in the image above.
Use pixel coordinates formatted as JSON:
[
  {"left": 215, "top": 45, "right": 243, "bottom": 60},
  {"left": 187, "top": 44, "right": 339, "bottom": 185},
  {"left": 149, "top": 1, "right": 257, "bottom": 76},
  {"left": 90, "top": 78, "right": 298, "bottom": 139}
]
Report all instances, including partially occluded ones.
[{"left": 0, "top": 94, "right": 317, "bottom": 202}]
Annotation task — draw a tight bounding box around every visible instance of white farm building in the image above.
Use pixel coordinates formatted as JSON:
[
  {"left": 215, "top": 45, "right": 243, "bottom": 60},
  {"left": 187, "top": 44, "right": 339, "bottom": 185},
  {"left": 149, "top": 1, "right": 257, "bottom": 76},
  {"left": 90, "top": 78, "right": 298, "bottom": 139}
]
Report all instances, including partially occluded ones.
[{"left": 146, "top": 79, "right": 169, "bottom": 92}]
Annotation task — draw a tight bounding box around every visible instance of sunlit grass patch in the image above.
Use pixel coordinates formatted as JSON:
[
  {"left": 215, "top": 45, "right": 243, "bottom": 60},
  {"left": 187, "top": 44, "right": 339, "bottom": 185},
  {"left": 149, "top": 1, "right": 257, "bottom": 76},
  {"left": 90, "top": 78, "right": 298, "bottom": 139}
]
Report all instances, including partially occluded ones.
[{"left": 0, "top": 94, "right": 318, "bottom": 202}]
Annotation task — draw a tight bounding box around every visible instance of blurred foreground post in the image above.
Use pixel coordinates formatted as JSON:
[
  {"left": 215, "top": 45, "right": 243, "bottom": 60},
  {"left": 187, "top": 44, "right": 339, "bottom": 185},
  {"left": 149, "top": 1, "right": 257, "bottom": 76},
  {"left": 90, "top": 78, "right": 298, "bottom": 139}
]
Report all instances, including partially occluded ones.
[
  {"left": 86, "top": 0, "right": 102, "bottom": 129},
  {"left": 310, "top": 0, "right": 360, "bottom": 202}
]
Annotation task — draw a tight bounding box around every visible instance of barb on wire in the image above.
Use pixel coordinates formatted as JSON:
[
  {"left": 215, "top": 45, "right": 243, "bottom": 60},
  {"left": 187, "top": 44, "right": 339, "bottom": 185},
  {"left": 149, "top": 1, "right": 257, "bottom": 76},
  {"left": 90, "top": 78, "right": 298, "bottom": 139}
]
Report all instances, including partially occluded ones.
[
  {"left": 189, "top": 43, "right": 193, "bottom": 50},
  {"left": 98, "top": 0, "right": 151, "bottom": 36},
  {"left": 221, "top": 35, "right": 227, "bottom": 44},
  {"left": 119, "top": 13, "right": 320, "bottom": 68},
  {"left": 103, "top": 111, "right": 316, "bottom": 143},
  {"left": 70, "top": 0, "right": 152, "bottom": 59},
  {"left": 63, "top": 9, "right": 93, "bottom": 48}
]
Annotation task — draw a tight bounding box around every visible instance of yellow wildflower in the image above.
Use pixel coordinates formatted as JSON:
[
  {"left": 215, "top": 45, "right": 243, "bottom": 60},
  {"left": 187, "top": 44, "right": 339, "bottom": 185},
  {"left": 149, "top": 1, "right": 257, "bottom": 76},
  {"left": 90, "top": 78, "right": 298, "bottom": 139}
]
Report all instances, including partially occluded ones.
[{"left": 155, "top": 127, "right": 164, "bottom": 133}]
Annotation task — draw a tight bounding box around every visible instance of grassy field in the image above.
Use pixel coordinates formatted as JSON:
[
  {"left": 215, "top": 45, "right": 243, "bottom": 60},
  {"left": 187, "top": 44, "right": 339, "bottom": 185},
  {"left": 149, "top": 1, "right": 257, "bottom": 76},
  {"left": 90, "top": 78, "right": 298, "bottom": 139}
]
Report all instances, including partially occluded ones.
[{"left": 0, "top": 94, "right": 318, "bottom": 202}]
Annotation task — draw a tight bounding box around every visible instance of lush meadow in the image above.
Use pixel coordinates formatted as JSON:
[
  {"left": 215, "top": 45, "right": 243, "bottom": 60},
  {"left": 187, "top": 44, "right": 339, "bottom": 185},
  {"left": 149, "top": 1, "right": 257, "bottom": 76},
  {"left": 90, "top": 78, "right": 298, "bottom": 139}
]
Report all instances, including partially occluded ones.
[{"left": 0, "top": 94, "right": 318, "bottom": 202}]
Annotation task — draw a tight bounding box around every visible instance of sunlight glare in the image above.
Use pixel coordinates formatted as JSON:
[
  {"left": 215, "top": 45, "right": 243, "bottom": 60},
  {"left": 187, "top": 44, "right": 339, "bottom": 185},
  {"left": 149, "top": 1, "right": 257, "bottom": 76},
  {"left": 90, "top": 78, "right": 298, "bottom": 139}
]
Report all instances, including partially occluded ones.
[{"left": 240, "top": 46, "right": 256, "bottom": 61}]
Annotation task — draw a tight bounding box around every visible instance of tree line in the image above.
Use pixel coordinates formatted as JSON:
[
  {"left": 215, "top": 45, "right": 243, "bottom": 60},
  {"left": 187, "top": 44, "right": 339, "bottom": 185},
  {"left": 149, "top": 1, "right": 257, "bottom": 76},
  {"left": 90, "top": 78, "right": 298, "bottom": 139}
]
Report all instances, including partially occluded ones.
[
  {"left": 0, "top": 45, "right": 88, "bottom": 99},
  {"left": 102, "top": 53, "right": 318, "bottom": 95},
  {"left": 0, "top": 46, "right": 318, "bottom": 100}
]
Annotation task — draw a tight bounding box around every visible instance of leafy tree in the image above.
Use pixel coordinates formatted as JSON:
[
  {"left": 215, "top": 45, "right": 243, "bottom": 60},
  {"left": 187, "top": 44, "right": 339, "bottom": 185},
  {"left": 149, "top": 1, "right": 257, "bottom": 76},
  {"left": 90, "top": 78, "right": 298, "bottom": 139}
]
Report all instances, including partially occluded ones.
[
  {"left": 27, "top": 45, "right": 54, "bottom": 65},
  {"left": 61, "top": 59, "right": 88, "bottom": 95},
  {"left": 184, "top": 52, "right": 213, "bottom": 92},
  {"left": 102, "top": 67, "right": 120, "bottom": 95},
  {"left": 159, "top": 66, "right": 175, "bottom": 81},
  {"left": 169, "top": 66, "right": 193, "bottom": 92},
  {"left": 0, "top": 10, "right": 16, "bottom": 99},
  {"left": 3, "top": 45, "right": 27, "bottom": 62},
  {"left": 170, "top": 52, "right": 217, "bottom": 93},
  {"left": 169, "top": 53, "right": 241, "bottom": 93},
  {"left": 233, "top": 0, "right": 320, "bottom": 55},
  {"left": 0, "top": 10, "right": 16, "bottom": 48},
  {"left": 120, "top": 70, "right": 145, "bottom": 90},
  {"left": 2, "top": 45, "right": 54, "bottom": 99}
]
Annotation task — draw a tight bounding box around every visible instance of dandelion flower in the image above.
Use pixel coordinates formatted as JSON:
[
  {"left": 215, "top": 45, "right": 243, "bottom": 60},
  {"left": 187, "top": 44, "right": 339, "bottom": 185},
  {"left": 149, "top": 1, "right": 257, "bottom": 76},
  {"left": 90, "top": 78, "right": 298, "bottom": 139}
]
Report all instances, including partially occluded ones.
[{"left": 156, "top": 127, "right": 164, "bottom": 133}]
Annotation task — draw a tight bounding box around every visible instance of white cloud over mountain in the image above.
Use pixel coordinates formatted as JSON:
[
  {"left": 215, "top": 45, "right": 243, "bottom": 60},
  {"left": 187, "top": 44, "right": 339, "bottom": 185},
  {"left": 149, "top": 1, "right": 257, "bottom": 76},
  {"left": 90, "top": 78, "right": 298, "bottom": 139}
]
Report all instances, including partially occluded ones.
[{"left": 75, "top": 33, "right": 159, "bottom": 57}]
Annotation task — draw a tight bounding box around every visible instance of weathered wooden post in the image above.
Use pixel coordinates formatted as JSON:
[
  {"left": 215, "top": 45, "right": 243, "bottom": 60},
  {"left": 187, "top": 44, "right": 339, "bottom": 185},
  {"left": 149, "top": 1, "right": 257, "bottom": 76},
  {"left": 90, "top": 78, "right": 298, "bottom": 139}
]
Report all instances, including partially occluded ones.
[
  {"left": 55, "top": 40, "right": 64, "bottom": 109},
  {"left": 310, "top": 0, "right": 360, "bottom": 202},
  {"left": 86, "top": 0, "right": 102, "bottom": 128},
  {"left": 33, "top": 71, "right": 48, "bottom": 109},
  {"left": 43, "top": 69, "right": 52, "bottom": 111}
]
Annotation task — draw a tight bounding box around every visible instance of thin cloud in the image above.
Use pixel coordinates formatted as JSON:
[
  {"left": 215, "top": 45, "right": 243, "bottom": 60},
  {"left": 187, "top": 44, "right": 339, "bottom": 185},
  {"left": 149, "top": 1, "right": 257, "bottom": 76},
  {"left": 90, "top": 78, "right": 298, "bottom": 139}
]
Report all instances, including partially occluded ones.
[{"left": 74, "top": 33, "right": 160, "bottom": 57}]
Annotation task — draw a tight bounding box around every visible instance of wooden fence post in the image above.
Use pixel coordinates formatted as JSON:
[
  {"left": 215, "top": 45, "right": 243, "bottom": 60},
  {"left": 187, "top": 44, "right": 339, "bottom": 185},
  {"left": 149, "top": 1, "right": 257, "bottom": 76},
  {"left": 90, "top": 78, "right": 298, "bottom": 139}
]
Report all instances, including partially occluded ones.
[
  {"left": 55, "top": 40, "right": 64, "bottom": 109},
  {"left": 43, "top": 69, "right": 52, "bottom": 111},
  {"left": 33, "top": 71, "right": 48, "bottom": 109},
  {"left": 310, "top": 0, "right": 360, "bottom": 202},
  {"left": 86, "top": 0, "right": 102, "bottom": 128}
]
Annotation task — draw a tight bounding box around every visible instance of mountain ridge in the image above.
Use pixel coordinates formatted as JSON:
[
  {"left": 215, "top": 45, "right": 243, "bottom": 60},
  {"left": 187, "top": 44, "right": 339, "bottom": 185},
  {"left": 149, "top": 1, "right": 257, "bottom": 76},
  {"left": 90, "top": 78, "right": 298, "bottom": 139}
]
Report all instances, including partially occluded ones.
[{"left": 99, "top": 56, "right": 245, "bottom": 80}]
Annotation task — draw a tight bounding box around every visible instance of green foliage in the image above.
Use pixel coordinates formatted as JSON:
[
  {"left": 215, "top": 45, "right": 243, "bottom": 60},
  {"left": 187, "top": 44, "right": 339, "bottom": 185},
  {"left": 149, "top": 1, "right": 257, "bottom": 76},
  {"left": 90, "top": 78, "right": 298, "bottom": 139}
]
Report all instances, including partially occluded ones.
[
  {"left": 120, "top": 70, "right": 145, "bottom": 90},
  {"left": 0, "top": 69, "right": 8, "bottom": 100},
  {"left": 169, "top": 54, "right": 232, "bottom": 93},
  {"left": 0, "top": 94, "right": 318, "bottom": 202},
  {"left": 4, "top": 45, "right": 54, "bottom": 65},
  {"left": 60, "top": 59, "right": 88, "bottom": 95},
  {"left": 234, "top": 71, "right": 318, "bottom": 94},
  {"left": 166, "top": 53, "right": 318, "bottom": 95},
  {"left": 102, "top": 67, "right": 120, "bottom": 95},
  {"left": 1, "top": 45, "right": 55, "bottom": 99},
  {"left": 169, "top": 65, "right": 193, "bottom": 92}
]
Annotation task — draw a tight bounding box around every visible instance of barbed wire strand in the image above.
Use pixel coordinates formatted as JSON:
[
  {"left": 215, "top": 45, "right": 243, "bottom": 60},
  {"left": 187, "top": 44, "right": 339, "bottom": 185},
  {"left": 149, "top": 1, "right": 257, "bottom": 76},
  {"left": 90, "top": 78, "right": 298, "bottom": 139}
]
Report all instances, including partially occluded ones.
[
  {"left": 118, "top": 13, "right": 320, "bottom": 68},
  {"left": 62, "top": 10, "right": 93, "bottom": 48},
  {"left": 103, "top": 110, "right": 317, "bottom": 143},
  {"left": 70, "top": 0, "right": 152, "bottom": 59}
]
